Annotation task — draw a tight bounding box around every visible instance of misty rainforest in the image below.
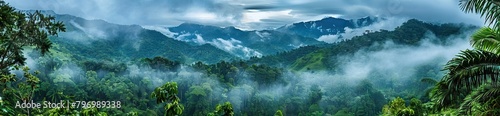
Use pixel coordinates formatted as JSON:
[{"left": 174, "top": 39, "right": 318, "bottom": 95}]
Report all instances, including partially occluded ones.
[{"left": 1, "top": 0, "right": 500, "bottom": 115}]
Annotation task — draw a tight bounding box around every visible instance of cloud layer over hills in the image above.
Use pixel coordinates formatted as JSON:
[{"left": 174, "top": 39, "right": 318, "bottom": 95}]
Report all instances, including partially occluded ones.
[{"left": 6, "top": 0, "right": 483, "bottom": 30}]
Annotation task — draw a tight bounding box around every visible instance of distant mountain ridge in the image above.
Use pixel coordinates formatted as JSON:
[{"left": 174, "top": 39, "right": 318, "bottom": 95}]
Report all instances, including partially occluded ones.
[
  {"left": 166, "top": 23, "right": 325, "bottom": 58},
  {"left": 161, "top": 17, "right": 383, "bottom": 57},
  {"left": 276, "top": 16, "right": 381, "bottom": 39},
  {"left": 249, "top": 19, "right": 478, "bottom": 71},
  {"left": 27, "top": 10, "right": 238, "bottom": 64}
]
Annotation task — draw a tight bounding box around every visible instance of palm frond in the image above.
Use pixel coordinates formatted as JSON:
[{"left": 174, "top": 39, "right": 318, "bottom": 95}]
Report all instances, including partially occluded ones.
[
  {"left": 460, "top": 0, "right": 500, "bottom": 26},
  {"left": 442, "top": 49, "right": 500, "bottom": 91},
  {"left": 434, "top": 49, "right": 500, "bottom": 108},
  {"left": 460, "top": 84, "right": 500, "bottom": 115},
  {"left": 430, "top": 80, "right": 467, "bottom": 109},
  {"left": 471, "top": 27, "right": 500, "bottom": 54}
]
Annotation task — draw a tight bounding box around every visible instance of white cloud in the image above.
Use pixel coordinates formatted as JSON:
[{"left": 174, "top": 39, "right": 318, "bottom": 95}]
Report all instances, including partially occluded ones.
[
  {"left": 291, "top": 30, "right": 475, "bottom": 89},
  {"left": 194, "top": 34, "right": 207, "bottom": 44},
  {"left": 208, "top": 38, "right": 262, "bottom": 59},
  {"left": 255, "top": 31, "right": 271, "bottom": 40},
  {"left": 342, "top": 17, "right": 408, "bottom": 39},
  {"left": 183, "top": 10, "right": 218, "bottom": 22},
  {"left": 70, "top": 20, "right": 108, "bottom": 39},
  {"left": 142, "top": 26, "right": 178, "bottom": 38},
  {"left": 336, "top": 32, "right": 473, "bottom": 84},
  {"left": 152, "top": 30, "right": 262, "bottom": 57},
  {"left": 175, "top": 33, "right": 193, "bottom": 42},
  {"left": 242, "top": 9, "right": 293, "bottom": 23},
  {"left": 317, "top": 34, "right": 340, "bottom": 43},
  {"left": 316, "top": 17, "right": 409, "bottom": 43}
]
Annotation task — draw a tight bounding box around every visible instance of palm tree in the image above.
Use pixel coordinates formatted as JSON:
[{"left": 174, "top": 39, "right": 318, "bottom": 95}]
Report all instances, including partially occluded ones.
[{"left": 432, "top": 0, "right": 500, "bottom": 114}]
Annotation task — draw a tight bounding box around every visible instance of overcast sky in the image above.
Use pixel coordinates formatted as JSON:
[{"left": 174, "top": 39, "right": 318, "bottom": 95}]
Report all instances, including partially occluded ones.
[{"left": 5, "top": 0, "right": 484, "bottom": 30}]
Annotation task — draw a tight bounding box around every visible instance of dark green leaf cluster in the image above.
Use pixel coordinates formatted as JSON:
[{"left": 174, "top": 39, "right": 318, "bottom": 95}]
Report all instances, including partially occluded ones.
[
  {"left": 141, "top": 57, "right": 181, "bottom": 71},
  {"left": 208, "top": 102, "right": 234, "bottom": 116},
  {"left": 151, "top": 82, "right": 184, "bottom": 116},
  {"left": 0, "top": 1, "right": 65, "bottom": 73}
]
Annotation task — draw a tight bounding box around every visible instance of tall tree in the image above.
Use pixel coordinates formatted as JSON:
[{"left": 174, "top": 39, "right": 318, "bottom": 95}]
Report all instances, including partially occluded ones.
[{"left": 0, "top": 1, "right": 64, "bottom": 115}]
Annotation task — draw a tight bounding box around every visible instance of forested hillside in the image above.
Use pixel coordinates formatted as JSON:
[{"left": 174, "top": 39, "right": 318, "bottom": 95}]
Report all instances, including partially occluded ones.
[
  {"left": 291, "top": 19, "right": 475, "bottom": 71},
  {"left": 249, "top": 19, "right": 476, "bottom": 71},
  {"left": 44, "top": 11, "right": 238, "bottom": 64}
]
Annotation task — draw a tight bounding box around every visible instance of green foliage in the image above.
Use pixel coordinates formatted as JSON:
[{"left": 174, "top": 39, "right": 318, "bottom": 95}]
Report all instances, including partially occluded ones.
[
  {"left": 141, "top": 56, "right": 181, "bottom": 71},
  {"left": 247, "top": 64, "right": 283, "bottom": 86},
  {"left": 308, "top": 85, "right": 322, "bottom": 104},
  {"left": 471, "top": 27, "right": 500, "bottom": 54},
  {"left": 0, "top": 1, "right": 65, "bottom": 73},
  {"left": 459, "top": 84, "right": 500, "bottom": 115},
  {"left": 381, "top": 97, "right": 415, "bottom": 116},
  {"left": 350, "top": 80, "right": 386, "bottom": 116},
  {"left": 192, "top": 60, "right": 284, "bottom": 87},
  {"left": 442, "top": 49, "right": 500, "bottom": 91},
  {"left": 431, "top": 1, "right": 500, "bottom": 114},
  {"left": 459, "top": 0, "right": 500, "bottom": 26},
  {"left": 420, "top": 78, "right": 438, "bottom": 85},
  {"left": 209, "top": 102, "right": 234, "bottom": 116},
  {"left": 248, "top": 45, "right": 323, "bottom": 67},
  {"left": 435, "top": 49, "right": 500, "bottom": 104},
  {"left": 333, "top": 108, "right": 353, "bottom": 116},
  {"left": 409, "top": 98, "right": 424, "bottom": 116},
  {"left": 81, "top": 107, "right": 108, "bottom": 116},
  {"left": 308, "top": 104, "right": 323, "bottom": 116},
  {"left": 432, "top": 49, "right": 500, "bottom": 110},
  {"left": 0, "top": 6, "right": 63, "bottom": 115},
  {"left": 274, "top": 110, "right": 283, "bottom": 116},
  {"left": 1, "top": 66, "right": 41, "bottom": 115},
  {"left": 0, "top": 3, "right": 65, "bottom": 114},
  {"left": 44, "top": 106, "right": 79, "bottom": 116},
  {"left": 291, "top": 50, "right": 327, "bottom": 71},
  {"left": 151, "top": 82, "right": 184, "bottom": 116},
  {"left": 82, "top": 60, "right": 127, "bottom": 73},
  {"left": 0, "top": 88, "right": 13, "bottom": 116},
  {"left": 185, "top": 83, "right": 213, "bottom": 116}
]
